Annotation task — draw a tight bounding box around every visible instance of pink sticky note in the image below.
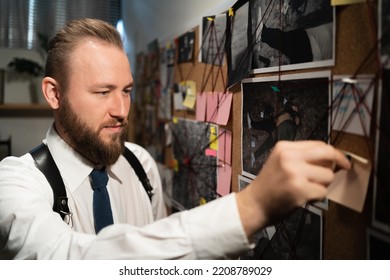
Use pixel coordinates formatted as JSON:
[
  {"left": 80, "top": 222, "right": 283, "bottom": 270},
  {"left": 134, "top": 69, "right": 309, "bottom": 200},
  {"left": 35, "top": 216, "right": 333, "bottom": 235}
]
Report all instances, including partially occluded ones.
[
  {"left": 206, "top": 92, "right": 219, "bottom": 123},
  {"left": 216, "top": 91, "right": 233, "bottom": 125},
  {"left": 205, "top": 148, "right": 217, "bottom": 157},
  {"left": 217, "top": 163, "right": 232, "bottom": 197},
  {"left": 218, "top": 129, "right": 232, "bottom": 165},
  {"left": 196, "top": 92, "right": 207, "bottom": 121}
]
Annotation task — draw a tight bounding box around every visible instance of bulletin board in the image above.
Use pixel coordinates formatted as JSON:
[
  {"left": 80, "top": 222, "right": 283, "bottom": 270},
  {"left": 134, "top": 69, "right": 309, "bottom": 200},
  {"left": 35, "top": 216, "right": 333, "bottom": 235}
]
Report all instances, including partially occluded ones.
[{"left": 134, "top": 0, "right": 388, "bottom": 259}]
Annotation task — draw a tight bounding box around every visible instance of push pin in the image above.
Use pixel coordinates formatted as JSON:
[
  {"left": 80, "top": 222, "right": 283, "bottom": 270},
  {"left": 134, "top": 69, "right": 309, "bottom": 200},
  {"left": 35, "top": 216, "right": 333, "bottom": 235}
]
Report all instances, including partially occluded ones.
[{"left": 342, "top": 150, "right": 368, "bottom": 165}]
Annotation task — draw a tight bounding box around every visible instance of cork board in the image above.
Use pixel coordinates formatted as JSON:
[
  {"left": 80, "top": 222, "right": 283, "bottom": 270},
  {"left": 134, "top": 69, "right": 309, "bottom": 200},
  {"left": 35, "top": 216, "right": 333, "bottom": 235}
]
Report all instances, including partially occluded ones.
[{"left": 147, "top": 2, "right": 381, "bottom": 259}]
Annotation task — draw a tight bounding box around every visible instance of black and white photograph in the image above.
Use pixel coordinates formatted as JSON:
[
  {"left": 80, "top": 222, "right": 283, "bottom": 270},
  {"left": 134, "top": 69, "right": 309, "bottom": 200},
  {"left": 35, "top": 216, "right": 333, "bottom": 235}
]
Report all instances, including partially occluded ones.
[
  {"left": 159, "top": 43, "right": 175, "bottom": 90},
  {"left": 177, "top": 30, "right": 196, "bottom": 64},
  {"left": 243, "top": 201, "right": 323, "bottom": 259},
  {"left": 267, "top": 205, "right": 322, "bottom": 260},
  {"left": 158, "top": 87, "right": 172, "bottom": 121},
  {"left": 227, "top": 0, "right": 251, "bottom": 87},
  {"left": 373, "top": 0, "right": 390, "bottom": 233},
  {"left": 239, "top": 176, "right": 322, "bottom": 259},
  {"left": 241, "top": 71, "right": 331, "bottom": 178},
  {"left": 250, "top": 0, "right": 335, "bottom": 74},
  {"left": 367, "top": 228, "right": 390, "bottom": 260},
  {"left": 238, "top": 174, "right": 252, "bottom": 191},
  {"left": 238, "top": 175, "right": 277, "bottom": 260},
  {"left": 201, "top": 14, "right": 227, "bottom": 66},
  {"left": 380, "top": 0, "right": 390, "bottom": 67},
  {"left": 373, "top": 68, "right": 390, "bottom": 233},
  {"left": 240, "top": 225, "right": 278, "bottom": 260},
  {"left": 172, "top": 118, "right": 218, "bottom": 210}
]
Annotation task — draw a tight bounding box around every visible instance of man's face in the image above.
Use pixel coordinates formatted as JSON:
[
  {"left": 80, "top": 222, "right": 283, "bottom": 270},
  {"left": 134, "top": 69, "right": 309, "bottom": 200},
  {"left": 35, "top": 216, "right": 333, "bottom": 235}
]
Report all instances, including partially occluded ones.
[{"left": 56, "top": 39, "right": 133, "bottom": 166}]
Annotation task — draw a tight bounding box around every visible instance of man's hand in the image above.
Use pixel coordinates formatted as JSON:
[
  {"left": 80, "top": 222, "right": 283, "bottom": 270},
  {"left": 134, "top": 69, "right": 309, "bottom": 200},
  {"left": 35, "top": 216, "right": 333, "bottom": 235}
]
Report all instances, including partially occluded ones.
[{"left": 236, "top": 140, "right": 351, "bottom": 238}]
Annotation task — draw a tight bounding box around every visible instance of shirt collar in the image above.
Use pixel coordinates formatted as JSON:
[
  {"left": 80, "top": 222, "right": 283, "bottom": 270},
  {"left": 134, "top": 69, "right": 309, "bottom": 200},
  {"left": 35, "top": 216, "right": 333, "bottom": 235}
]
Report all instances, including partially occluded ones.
[{"left": 45, "top": 124, "right": 95, "bottom": 193}]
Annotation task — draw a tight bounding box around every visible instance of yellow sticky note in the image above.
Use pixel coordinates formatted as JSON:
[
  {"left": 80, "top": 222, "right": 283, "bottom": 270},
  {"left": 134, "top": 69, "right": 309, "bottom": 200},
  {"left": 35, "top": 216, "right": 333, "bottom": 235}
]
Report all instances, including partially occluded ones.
[
  {"left": 183, "top": 88, "right": 196, "bottom": 109},
  {"left": 171, "top": 159, "right": 179, "bottom": 172},
  {"left": 331, "top": 0, "right": 365, "bottom": 6},
  {"left": 173, "top": 117, "right": 178, "bottom": 124},
  {"left": 209, "top": 126, "right": 218, "bottom": 151},
  {"left": 182, "top": 80, "right": 197, "bottom": 109}
]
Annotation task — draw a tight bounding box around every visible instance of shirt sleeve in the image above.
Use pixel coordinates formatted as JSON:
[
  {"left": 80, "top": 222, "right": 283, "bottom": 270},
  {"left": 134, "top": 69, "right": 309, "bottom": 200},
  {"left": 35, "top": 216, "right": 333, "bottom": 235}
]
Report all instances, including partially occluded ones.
[{"left": 0, "top": 155, "right": 252, "bottom": 259}]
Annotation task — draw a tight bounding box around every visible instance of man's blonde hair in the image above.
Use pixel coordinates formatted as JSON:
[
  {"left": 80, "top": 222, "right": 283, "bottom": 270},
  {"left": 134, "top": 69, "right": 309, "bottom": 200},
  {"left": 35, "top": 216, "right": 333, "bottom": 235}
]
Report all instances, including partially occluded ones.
[{"left": 45, "top": 18, "right": 124, "bottom": 93}]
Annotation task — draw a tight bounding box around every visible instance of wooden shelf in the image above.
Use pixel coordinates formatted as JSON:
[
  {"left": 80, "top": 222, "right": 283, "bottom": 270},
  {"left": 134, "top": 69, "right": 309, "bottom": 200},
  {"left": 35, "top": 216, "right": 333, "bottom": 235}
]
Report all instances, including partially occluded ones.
[{"left": 0, "top": 103, "right": 52, "bottom": 117}]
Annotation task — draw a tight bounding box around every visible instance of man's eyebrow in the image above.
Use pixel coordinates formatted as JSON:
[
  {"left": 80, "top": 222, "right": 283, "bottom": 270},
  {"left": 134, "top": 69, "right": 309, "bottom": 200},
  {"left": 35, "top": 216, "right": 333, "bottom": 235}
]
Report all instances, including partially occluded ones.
[
  {"left": 93, "top": 82, "right": 134, "bottom": 89},
  {"left": 124, "top": 81, "right": 134, "bottom": 88}
]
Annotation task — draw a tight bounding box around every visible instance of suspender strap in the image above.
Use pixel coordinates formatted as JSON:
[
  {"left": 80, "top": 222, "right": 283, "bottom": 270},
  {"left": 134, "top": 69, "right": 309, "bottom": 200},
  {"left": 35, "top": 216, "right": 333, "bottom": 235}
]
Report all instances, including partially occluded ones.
[
  {"left": 122, "top": 148, "right": 154, "bottom": 201},
  {"left": 30, "top": 143, "right": 70, "bottom": 220},
  {"left": 30, "top": 144, "right": 154, "bottom": 220}
]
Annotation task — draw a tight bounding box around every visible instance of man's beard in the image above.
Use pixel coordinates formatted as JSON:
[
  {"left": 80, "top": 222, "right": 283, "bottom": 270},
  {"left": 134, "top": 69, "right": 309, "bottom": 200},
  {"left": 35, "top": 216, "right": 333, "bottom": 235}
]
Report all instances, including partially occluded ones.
[{"left": 57, "top": 98, "right": 128, "bottom": 166}]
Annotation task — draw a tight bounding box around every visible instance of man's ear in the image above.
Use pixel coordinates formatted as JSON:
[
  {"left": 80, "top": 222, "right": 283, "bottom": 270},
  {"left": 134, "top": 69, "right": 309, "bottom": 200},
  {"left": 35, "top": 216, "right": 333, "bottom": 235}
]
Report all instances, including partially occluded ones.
[{"left": 42, "top": 77, "right": 60, "bottom": 109}]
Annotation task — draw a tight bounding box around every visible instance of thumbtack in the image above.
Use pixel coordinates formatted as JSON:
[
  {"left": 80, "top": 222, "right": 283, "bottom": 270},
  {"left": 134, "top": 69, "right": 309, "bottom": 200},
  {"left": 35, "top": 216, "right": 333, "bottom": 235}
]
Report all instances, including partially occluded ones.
[{"left": 342, "top": 77, "right": 357, "bottom": 84}]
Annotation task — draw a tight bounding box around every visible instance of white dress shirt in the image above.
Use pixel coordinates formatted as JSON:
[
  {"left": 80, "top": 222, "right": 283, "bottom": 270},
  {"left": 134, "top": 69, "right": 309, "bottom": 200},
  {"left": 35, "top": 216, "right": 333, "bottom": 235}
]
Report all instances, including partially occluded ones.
[{"left": 0, "top": 125, "right": 252, "bottom": 259}]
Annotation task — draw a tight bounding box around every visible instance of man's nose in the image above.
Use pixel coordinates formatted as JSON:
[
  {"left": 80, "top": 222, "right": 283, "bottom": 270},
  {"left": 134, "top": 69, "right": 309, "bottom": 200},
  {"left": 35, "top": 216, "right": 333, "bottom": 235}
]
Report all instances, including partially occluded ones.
[{"left": 110, "top": 92, "right": 129, "bottom": 118}]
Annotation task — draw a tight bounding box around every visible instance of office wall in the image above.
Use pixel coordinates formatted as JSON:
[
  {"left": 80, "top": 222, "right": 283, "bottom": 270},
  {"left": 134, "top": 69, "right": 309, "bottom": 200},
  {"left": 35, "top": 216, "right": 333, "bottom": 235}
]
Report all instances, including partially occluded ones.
[
  {"left": 128, "top": 0, "right": 384, "bottom": 259},
  {"left": 122, "top": 0, "right": 237, "bottom": 67}
]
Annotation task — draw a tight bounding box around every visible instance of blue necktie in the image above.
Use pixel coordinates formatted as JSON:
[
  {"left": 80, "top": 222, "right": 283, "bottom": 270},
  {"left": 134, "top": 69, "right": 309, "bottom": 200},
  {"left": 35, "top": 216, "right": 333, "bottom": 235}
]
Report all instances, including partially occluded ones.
[{"left": 90, "top": 168, "right": 113, "bottom": 233}]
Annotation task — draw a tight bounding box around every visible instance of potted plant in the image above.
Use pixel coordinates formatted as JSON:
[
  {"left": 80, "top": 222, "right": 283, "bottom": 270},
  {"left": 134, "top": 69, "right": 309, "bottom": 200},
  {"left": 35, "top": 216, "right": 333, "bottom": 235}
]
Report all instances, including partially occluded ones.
[
  {"left": 6, "top": 33, "right": 48, "bottom": 104},
  {"left": 7, "top": 58, "right": 44, "bottom": 103}
]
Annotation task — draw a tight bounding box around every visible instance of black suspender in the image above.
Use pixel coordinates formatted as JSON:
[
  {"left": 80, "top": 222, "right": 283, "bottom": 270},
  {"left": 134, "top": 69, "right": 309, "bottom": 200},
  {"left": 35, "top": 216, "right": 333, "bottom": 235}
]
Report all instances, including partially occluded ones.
[
  {"left": 30, "top": 143, "right": 154, "bottom": 220},
  {"left": 30, "top": 144, "right": 70, "bottom": 220},
  {"left": 122, "top": 147, "right": 154, "bottom": 200}
]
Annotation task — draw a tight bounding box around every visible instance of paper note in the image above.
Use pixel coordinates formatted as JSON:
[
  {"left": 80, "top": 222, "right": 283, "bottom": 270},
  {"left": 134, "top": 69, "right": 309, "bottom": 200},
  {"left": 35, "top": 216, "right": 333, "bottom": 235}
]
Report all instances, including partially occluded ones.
[
  {"left": 165, "top": 123, "right": 172, "bottom": 146},
  {"left": 206, "top": 92, "right": 219, "bottom": 123},
  {"left": 217, "top": 163, "right": 232, "bottom": 197},
  {"left": 158, "top": 88, "right": 172, "bottom": 120},
  {"left": 327, "top": 152, "right": 371, "bottom": 213},
  {"left": 209, "top": 126, "right": 218, "bottom": 151},
  {"left": 183, "top": 87, "right": 196, "bottom": 109},
  {"left": 331, "top": 0, "right": 365, "bottom": 6},
  {"left": 218, "top": 129, "right": 232, "bottom": 165},
  {"left": 196, "top": 92, "right": 207, "bottom": 121},
  {"left": 205, "top": 148, "right": 217, "bottom": 157},
  {"left": 171, "top": 159, "right": 179, "bottom": 172},
  {"left": 182, "top": 80, "right": 197, "bottom": 109},
  {"left": 228, "top": 7, "right": 234, "bottom": 17},
  {"left": 173, "top": 92, "right": 185, "bottom": 111},
  {"left": 216, "top": 91, "right": 233, "bottom": 125},
  {"left": 332, "top": 76, "right": 374, "bottom": 136}
]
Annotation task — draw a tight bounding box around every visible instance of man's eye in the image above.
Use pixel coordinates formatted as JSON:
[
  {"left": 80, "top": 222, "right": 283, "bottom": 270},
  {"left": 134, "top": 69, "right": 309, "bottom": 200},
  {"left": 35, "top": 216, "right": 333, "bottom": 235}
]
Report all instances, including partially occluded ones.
[
  {"left": 123, "top": 89, "right": 132, "bottom": 95},
  {"left": 96, "top": 91, "right": 109, "bottom": 95}
]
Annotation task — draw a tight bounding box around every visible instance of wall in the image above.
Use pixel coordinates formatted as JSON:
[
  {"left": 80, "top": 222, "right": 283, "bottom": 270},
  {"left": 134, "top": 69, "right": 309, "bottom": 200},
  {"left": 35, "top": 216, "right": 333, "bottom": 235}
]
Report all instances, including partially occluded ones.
[
  {"left": 122, "top": 0, "right": 237, "bottom": 67},
  {"left": 126, "top": 0, "right": 384, "bottom": 260},
  {"left": 0, "top": 47, "right": 52, "bottom": 157}
]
